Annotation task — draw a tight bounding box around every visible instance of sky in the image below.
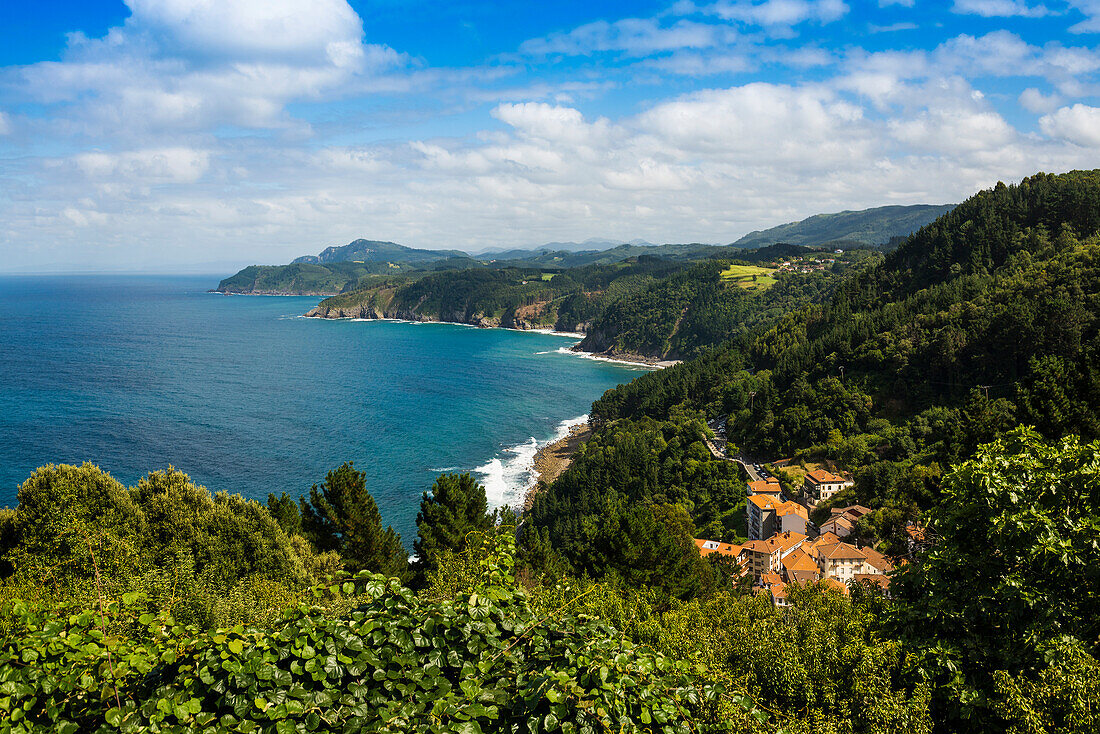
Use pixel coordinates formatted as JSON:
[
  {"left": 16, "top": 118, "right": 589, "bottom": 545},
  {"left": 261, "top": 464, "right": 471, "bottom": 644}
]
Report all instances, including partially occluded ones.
[{"left": 2, "top": 1, "right": 1100, "bottom": 271}]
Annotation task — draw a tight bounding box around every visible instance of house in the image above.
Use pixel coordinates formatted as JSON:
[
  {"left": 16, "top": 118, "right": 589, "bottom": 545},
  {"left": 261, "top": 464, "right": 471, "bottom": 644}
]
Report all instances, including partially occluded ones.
[
  {"left": 780, "top": 547, "right": 820, "bottom": 582},
  {"left": 812, "top": 542, "right": 869, "bottom": 583},
  {"left": 819, "top": 514, "right": 855, "bottom": 537},
  {"left": 742, "top": 531, "right": 807, "bottom": 577},
  {"left": 747, "top": 495, "right": 809, "bottom": 539},
  {"left": 820, "top": 504, "right": 872, "bottom": 537},
  {"left": 860, "top": 546, "right": 894, "bottom": 574},
  {"left": 693, "top": 538, "right": 743, "bottom": 559},
  {"left": 747, "top": 477, "right": 782, "bottom": 497},
  {"left": 802, "top": 468, "right": 854, "bottom": 507},
  {"left": 770, "top": 583, "right": 791, "bottom": 607},
  {"left": 852, "top": 574, "right": 891, "bottom": 594}
]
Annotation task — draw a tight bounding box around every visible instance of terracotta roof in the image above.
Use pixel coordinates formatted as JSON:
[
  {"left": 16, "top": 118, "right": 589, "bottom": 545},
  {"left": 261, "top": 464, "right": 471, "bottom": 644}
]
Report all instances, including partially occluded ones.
[
  {"left": 821, "top": 516, "right": 854, "bottom": 532},
  {"left": 748, "top": 478, "right": 782, "bottom": 494},
  {"left": 820, "top": 577, "right": 850, "bottom": 596},
  {"left": 860, "top": 547, "right": 894, "bottom": 573},
  {"left": 806, "top": 468, "right": 848, "bottom": 485},
  {"left": 853, "top": 574, "right": 891, "bottom": 590},
  {"left": 788, "top": 569, "right": 818, "bottom": 583},
  {"left": 781, "top": 548, "right": 819, "bottom": 573},
  {"left": 742, "top": 539, "right": 774, "bottom": 554},
  {"left": 775, "top": 502, "right": 808, "bottom": 520},
  {"left": 831, "top": 504, "right": 872, "bottom": 518},
  {"left": 806, "top": 532, "right": 841, "bottom": 554},
  {"left": 816, "top": 542, "right": 867, "bottom": 560},
  {"left": 761, "top": 572, "right": 783, "bottom": 586},
  {"left": 770, "top": 583, "right": 788, "bottom": 600},
  {"left": 748, "top": 494, "right": 780, "bottom": 510},
  {"left": 693, "top": 538, "right": 743, "bottom": 558}
]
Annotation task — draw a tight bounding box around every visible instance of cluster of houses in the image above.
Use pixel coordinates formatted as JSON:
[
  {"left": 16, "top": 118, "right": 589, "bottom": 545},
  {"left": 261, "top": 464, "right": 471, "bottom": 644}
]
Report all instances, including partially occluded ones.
[
  {"left": 695, "top": 466, "right": 896, "bottom": 606},
  {"left": 771, "top": 256, "right": 837, "bottom": 275}
]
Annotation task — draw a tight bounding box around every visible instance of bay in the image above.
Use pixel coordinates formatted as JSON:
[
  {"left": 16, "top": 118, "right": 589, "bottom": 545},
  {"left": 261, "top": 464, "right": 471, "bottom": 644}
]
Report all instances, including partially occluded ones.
[{"left": 0, "top": 274, "right": 646, "bottom": 544}]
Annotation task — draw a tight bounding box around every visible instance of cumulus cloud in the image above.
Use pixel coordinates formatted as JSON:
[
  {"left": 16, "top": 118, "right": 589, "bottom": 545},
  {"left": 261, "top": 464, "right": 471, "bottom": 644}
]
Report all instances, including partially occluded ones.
[
  {"left": 951, "top": 0, "right": 1052, "bottom": 17},
  {"left": 1039, "top": 104, "right": 1100, "bottom": 146},
  {"left": 1067, "top": 0, "right": 1100, "bottom": 32},
  {"left": 710, "top": 0, "right": 850, "bottom": 27},
  {"left": 6, "top": 0, "right": 402, "bottom": 137},
  {"left": 1019, "top": 87, "right": 1062, "bottom": 112}
]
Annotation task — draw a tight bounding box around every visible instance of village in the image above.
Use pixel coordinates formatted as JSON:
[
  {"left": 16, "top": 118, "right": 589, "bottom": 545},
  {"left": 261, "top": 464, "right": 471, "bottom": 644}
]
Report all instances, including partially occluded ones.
[{"left": 699, "top": 419, "right": 923, "bottom": 607}]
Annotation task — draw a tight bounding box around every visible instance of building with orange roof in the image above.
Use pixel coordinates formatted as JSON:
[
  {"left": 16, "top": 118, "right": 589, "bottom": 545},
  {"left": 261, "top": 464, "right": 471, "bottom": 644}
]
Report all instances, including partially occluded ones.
[
  {"left": 770, "top": 582, "right": 791, "bottom": 607},
  {"left": 747, "top": 495, "right": 809, "bottom": 539},
  {"left": 803, "top": 468, "right": 854, "bottom": 507},
  {"left": 780, "top": 547, "right": 820, "bottom": 582},
  {"left": 742, "top": 531, "right": 807, "bottom": 577},
  {"left": 860, "top": 546, "right": 894, "bottom": 574},
  {"left": 812, "top": 541, "right": 869, "bottom": 583},
  {"left": 693, "top": 538, "right": 744, "bottom": 559},
  {"left": 747, "top": 476, "right": 783, "bottom": 497},
  {"left": 819, "top": 514, "right": 856, "bottom": 537}
]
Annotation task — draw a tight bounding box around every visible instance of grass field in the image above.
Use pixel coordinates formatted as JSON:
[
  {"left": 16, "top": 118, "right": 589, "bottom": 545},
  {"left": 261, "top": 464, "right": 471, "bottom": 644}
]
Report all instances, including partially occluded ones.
[
  {"left": 720, "top": 264, "right": 777, "bottom": 289},
  {"left": 540, "top": 273, "right": 555, "bottom": 281}
]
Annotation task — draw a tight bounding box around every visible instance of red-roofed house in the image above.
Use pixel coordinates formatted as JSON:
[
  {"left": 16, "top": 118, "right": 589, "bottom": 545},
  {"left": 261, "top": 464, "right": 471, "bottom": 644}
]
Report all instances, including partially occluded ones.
[{"left": 803, "top": 468, "right": 854, "bottom": 507}]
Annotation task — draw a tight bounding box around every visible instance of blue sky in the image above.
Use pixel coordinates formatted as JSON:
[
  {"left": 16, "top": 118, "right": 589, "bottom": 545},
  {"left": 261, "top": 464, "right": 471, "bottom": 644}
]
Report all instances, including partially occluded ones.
[{"left": 2, "top": 0, "right": 1100, "bottom": 271}]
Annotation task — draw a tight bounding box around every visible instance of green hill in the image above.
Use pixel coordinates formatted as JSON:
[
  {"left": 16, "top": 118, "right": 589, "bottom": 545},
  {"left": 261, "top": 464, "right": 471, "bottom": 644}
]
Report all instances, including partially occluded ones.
[
  {"left": 292, "top": 238, "right": 467, "bottom": 264},
  {"left": 732, "top": 203, "right": 954, "bottom": 249}
]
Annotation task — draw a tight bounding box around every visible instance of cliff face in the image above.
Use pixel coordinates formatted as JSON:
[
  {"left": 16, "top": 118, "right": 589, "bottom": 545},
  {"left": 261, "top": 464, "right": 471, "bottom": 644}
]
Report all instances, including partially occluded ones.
[{"left": 303, "top": 302, "right": 572, "bottom": 332}]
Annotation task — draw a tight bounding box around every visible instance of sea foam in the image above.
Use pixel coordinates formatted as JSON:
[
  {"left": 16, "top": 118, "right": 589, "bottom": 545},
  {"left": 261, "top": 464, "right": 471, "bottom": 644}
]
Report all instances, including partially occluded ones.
[{"left": 473, "top": 414, "right": 589, "bottom": 509}]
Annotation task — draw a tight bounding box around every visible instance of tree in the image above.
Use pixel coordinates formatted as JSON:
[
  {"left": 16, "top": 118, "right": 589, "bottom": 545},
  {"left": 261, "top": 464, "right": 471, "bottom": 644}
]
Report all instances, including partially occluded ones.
[
  {"left": 300, "top": 462, "right": 408, "bottom": 579},
  {"left": 413, "top": 473, "right": 494, "bottom": 576},
  {"left": 266, "top": 491, "right": 301, "bottom": 536},
  {"left": 892, "top": 427, "right": 1100, "bottom": 729}
]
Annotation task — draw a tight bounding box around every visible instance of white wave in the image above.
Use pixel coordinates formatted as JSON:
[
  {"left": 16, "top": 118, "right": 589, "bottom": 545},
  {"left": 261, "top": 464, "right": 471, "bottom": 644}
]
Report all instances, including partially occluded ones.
[
  {"left": 550, "top": 346, "right": 661, "bottom": 369},
  {"left": 472, "top": 414, "right": 591, "bottom": 510},
  {"left": 429, "top": 466, "right": 459, "bottom": 473}
]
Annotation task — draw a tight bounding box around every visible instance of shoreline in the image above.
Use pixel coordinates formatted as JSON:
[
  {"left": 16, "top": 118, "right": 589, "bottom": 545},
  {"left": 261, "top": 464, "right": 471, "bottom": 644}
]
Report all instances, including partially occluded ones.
[
  {"left": 300, "top": 312, "right": 674, "bottom": 368},
  {"left": 524, "top": 422, "right": 592, "bottom": 511}
]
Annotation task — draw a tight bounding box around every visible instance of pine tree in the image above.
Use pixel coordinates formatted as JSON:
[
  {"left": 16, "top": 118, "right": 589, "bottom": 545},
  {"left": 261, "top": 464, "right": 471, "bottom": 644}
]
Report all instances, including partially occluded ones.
[
  {"left": 413, "top": 473, "right": 494, "bottom": 574},
  {"left": 300, "top": 462, "right": 408, "bottom": 579}
]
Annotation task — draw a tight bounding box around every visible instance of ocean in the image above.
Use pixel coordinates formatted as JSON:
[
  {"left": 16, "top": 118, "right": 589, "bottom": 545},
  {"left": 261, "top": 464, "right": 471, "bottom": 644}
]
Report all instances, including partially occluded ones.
[{"left": 0, "top": 275, "right": 647, "bottom": 545}]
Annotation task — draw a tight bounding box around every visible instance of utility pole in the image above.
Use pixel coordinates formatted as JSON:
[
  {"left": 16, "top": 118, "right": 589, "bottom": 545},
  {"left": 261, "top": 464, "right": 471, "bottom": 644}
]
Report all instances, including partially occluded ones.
[
  {"left": 749, "top": 391, "right": 757, "bottom": 410},
  {"left": 979, "top": 385, "right": 990, "bottom": 401}
]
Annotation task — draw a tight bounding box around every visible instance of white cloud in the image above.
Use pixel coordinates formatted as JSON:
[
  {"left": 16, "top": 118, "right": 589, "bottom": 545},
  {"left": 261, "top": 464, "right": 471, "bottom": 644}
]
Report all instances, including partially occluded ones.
[
  {"left": 951, "top": 0, "right": 1051, "bottom": 17},
  {"left": 72, "top": 147, "right": 210, "bottom": 183},
  {"left": 1067, "top": 0, "right": 1100, "bottom": 32},
  {"left": 1019, "top": 87, "right": 1062, "bottom": 112},
  {"left": 520, "top": 18, "right": 737, "bottom": 56},
  {"left": 6, "top": 0, "right": 402, "bottom": 137},
  {"left": 879, "top": 0, "right": 915, "bottom": 6},
  {"left": 0, "top": 111, "right": 10, "bottom": 135},
  {"left": 711, "top": 0, "right": 849, "bottom": 27},
  {"left": 1040, "top": 104, "right": 1100, "bottom": 146}
]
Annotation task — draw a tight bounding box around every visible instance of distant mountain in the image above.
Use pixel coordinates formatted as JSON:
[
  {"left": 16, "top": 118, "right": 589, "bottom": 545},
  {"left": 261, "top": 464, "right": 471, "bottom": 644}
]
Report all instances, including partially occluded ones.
[
  {"left": 732, "top": 204, "right": 955, "bottom": 249},
  {"left": 472, "top": 238, "right": 657, "bottom": 256},
  {"left": 293, "top": 239, "right": 467, "bottom": 265}
]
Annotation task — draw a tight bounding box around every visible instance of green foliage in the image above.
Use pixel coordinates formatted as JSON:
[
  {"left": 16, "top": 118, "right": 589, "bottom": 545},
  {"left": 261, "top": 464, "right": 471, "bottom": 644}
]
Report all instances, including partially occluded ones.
[
  {"left": 0, "top": 464, "right": 317, "bottom": 628},
  {"left": 300, "top": 462, "right": 408, "bottom": 581},
  {"left": 892, "top": 428, "right": 1100, "bottom": 729},
  {"left": 523, "top": 415, "right": 743, "bottom": 597},
  {"left": 413, "top": 473, "right": 494, "bottom": 579},
  {"left": 266, "top": 493, "right": 301, "bottom": 537},
  {"left": 0, "top": 532, "right": 735, "bottom": 734}
]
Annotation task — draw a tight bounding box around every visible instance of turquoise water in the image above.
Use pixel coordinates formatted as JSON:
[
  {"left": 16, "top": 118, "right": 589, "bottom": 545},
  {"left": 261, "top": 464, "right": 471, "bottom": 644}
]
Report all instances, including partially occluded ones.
[{"left": 0, "top": 275, "right": 646, "bottom": 544}]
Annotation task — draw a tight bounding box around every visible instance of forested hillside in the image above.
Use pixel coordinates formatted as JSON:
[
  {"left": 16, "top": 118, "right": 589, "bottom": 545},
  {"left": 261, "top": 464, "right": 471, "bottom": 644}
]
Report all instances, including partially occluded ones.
[
  {"left": 590, "top": 169, "right": 1100, "bottom": 550},
  {"left": 732, "top": 204, "right": 954, "bottom": 249}
]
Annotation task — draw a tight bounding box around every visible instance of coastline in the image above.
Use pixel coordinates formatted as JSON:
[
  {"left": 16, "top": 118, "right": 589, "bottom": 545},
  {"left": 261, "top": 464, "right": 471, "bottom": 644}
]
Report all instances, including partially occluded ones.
[
  {"left": 301, "top": 311, "right": 674, "bottom": 368},
  {"left": 524, "top": 422, "right": 592, "bottom": 511}
]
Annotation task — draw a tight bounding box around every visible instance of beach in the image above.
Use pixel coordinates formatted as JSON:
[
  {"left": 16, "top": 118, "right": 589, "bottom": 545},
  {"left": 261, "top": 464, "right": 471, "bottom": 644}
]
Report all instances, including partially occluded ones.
[{"left": 525, "top": 421, "right": 592, "bottom": 510}]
